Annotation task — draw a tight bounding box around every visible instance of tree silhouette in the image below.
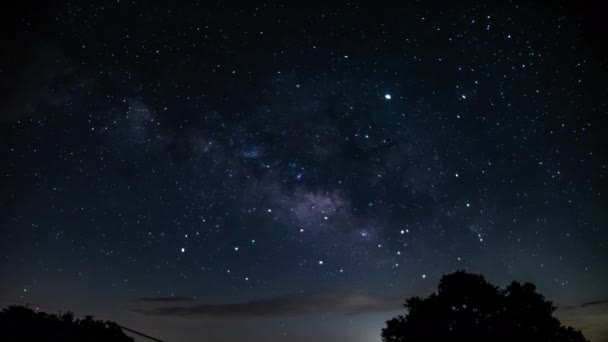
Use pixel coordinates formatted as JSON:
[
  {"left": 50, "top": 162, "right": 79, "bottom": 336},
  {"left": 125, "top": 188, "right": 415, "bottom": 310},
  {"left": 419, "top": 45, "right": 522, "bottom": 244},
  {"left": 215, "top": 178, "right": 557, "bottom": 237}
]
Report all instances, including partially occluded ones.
[
  {"left": 0, "top": 305, "right": 134, "bottom": 342},
  {"left": 382, "top": 271, "right": 588, "bottom": 342}
]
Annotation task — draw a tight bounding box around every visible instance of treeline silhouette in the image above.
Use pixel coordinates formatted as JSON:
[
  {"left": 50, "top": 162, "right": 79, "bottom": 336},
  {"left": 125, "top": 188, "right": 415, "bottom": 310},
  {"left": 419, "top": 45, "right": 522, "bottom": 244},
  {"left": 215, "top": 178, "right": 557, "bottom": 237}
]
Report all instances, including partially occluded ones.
[
  {"left": 0, "top": 305, "right": 134, "bottom": 342},
  {"left": 0, "top": 272, "right": 590, "bottom": 342},
  {"left": 382, "top": 271, "right": 588, "bottom": 342}
]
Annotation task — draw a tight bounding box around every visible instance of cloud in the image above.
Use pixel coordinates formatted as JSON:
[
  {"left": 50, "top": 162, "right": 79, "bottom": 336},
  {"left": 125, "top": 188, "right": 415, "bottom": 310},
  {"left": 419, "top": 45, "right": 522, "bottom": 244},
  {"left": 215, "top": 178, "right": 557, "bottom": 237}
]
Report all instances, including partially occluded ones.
[
  {"left": 135, "top": 290, "right": 400, "bottom": 318},
  {"left": 560, "top": 299, "right": 608, "bottom": 310},
  {"left": 581, "top": 300, "right": 608, "bottom": 308},
  {"left": 136, "top": 296, "right": 194, "bottom": 303}
]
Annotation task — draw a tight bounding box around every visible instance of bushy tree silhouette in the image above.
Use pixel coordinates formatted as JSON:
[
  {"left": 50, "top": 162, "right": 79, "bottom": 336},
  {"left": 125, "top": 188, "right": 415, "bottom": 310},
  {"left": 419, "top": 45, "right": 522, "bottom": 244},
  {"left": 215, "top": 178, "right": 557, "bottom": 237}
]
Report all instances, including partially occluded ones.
[
  {"left": 0, "top": 305, "right": 134, "bottom": 342},
  {"left": 382, "top": 271, "right": 588, "bottom": 342}
]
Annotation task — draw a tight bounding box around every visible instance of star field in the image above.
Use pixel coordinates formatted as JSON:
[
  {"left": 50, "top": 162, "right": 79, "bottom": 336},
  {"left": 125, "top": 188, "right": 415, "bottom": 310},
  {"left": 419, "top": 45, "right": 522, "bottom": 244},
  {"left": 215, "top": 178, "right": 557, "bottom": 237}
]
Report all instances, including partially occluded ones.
[{"left": 1, "top": 1, "right": 607, "bottom": 342}]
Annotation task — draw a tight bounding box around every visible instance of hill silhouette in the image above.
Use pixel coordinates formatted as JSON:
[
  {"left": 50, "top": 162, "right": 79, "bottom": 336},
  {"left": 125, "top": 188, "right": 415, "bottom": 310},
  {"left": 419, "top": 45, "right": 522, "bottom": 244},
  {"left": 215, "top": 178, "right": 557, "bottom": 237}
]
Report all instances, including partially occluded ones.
[
  {"left": 0, "top": 305, "right": 134, "bottom": 342},
  {"left": 382, "top": 271, "right": 588, "bottom": 342}
]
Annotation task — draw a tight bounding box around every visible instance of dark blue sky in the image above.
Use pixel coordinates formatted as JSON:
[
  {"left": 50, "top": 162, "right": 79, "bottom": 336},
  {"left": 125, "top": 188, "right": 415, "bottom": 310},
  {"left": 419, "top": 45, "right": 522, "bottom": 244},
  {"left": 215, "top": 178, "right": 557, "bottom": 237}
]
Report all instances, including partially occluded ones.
[{"left": 1, "top": 1, "right": 607, "bottom": 341}]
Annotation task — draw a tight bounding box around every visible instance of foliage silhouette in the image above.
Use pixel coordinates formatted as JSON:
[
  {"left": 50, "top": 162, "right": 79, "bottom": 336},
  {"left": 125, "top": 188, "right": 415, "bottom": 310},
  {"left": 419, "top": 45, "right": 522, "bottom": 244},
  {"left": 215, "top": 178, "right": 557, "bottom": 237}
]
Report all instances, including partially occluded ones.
[
  {"left": 0, "top": 305, "right": 134, "bottom": 342},
  {"left": 382, "top": 271, "right": 588, "bottom": 342}
]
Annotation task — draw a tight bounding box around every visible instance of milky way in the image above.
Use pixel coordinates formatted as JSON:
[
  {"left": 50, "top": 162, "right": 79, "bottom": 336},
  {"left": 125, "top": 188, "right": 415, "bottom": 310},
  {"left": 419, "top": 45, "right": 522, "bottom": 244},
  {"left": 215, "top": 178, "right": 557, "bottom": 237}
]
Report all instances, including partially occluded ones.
[{"left": 1, "top": 2, "right": 607, "bottom": 342}]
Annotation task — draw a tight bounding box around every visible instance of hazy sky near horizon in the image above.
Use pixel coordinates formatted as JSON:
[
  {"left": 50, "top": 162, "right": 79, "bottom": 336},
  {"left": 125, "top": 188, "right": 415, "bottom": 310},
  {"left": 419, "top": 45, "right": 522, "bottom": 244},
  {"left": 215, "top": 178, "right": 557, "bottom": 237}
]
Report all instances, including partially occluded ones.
[{"left": 2, "top": 1, "right": 607, "bottom": 341}]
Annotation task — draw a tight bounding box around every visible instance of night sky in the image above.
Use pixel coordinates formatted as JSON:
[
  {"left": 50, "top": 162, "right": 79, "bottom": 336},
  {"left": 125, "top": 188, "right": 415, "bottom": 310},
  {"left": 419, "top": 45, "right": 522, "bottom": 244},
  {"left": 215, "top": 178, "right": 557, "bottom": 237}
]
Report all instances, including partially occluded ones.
[{"left": 2, "top": 1, "right": 607, "bottom": 341}]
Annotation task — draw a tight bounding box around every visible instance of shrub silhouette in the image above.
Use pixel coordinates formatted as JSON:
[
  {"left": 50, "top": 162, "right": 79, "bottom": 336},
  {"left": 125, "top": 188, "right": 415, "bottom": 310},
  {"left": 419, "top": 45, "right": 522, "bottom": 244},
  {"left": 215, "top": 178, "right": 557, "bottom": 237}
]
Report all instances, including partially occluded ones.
[
  {"left": 382, "top": 271, "right": 588, "bottom": 342},
  {"left": 0, "top": 305, "right": 134, "bottom": 342}
]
